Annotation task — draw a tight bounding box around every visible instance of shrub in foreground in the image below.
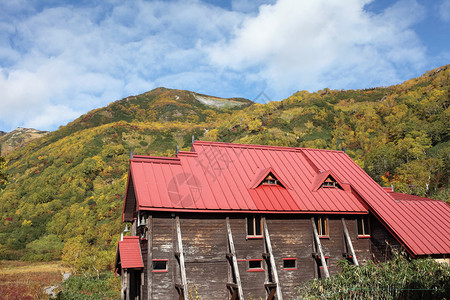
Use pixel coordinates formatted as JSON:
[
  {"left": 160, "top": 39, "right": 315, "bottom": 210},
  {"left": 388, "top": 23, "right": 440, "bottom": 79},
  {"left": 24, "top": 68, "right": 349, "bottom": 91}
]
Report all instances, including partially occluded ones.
[
  {"left": 298, "top": 254, "right": 449, "bottom": 299},
  {"left": 57, "top": 272, "right": 120, "bottom": 300}
]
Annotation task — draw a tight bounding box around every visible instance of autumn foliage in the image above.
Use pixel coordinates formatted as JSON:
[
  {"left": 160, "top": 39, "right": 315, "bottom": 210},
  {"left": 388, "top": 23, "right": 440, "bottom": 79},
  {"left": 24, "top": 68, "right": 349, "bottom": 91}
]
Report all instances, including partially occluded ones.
[{"left": 0, "top": 65, "right": 448, "bottom": 274}]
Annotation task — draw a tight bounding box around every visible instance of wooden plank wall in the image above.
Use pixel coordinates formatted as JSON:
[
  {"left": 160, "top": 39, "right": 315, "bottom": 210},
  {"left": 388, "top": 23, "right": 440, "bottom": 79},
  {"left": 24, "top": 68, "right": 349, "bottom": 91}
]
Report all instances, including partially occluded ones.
[
  {"left": 181, "top": 215, "right": 228, "bottom": 299},
  {"left": 150, "top": 215, "right": 176, "bottom": 299},
  {"left": 142, "top": 213, "right": 381, "bottom": 299},
  {"left": 268, "top": 216, "right": 314, "bottom": 299},
  {"left": 229, "top": 215, "right": 267, "bottom": 299},
  {"left": 369, "top": 215, "right": 402, "bottom": 262}
]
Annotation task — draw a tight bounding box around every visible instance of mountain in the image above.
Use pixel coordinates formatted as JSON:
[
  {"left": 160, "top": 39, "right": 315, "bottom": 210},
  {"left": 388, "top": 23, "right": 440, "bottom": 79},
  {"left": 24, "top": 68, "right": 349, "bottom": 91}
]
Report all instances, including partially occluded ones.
[
  {"left": 0, "top": 128, "right": 48, "bottom": 156},
  {"left": 0, "top": 67, "right": 448, "bottom": 267}
]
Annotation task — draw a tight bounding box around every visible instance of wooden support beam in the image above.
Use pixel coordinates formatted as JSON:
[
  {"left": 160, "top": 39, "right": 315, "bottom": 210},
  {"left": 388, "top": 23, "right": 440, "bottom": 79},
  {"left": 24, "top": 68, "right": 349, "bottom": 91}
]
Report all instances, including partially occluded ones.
[
  {"left": 311, "top": 218, "right": 330, "bottom": 278},
  {"left": 341, "top": 218, "right": 359, "bottom": 266},
  {"left": 121, "top": 270, "right": 127, "bottom": 300},
  {"left": 176, "top": 216, "right": 188, "bottom": 300},
  {"left": 226, "top": 283, "right": 238, "bottom": 288},
  {"left": 226, "top": 217, "right": 244, "bottom": 300},
  {"left": 147, "top": 215, "right": 153, "bottom": 299},
  {"left": 126, "top": 271, "right": 131, "bottom": 300},
  {"left": 267, "top": 287, "right": 276, "bottom": 300},
  {"left": 230, "top": 288, "right": 238, "bottom": 300},
  {"left": 262, "top": 217, "right": 283, "bottom": 300}
]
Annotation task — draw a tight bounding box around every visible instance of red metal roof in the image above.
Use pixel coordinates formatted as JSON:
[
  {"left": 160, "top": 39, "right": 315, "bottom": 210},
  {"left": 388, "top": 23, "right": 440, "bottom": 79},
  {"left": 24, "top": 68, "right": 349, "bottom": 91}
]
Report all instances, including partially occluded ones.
[
  {"left": 301, "top": 148, "right": 450, "bottom": 257},
  {"left": 123, "top": 141, "right": 450, "bottom": 256},
  {"left": 126, "top": 141, "right": 367, "bottom": 214},
  {"left": 116, "top": 236, "right": 144, "bottom": 270}
]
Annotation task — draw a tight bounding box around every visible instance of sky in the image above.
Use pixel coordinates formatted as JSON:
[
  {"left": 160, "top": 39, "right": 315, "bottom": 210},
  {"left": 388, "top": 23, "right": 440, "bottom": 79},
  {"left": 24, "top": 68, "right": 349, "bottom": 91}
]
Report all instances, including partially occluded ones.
[{"left": 0, "top": 0, "right": 449, "bottom": 132}]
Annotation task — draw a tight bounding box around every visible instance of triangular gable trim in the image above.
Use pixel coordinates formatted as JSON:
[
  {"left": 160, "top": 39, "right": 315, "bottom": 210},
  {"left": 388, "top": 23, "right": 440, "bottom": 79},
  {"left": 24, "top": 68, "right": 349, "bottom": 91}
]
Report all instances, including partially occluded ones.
[
  {"left": 312, "top": 170, "right": 347, "bottom": 191},
  {"left": 122, "top": 168, "right": 137, "bottom": 222},
  {"left": 249, "top": 167, "right": 292, "bottom": 190}
]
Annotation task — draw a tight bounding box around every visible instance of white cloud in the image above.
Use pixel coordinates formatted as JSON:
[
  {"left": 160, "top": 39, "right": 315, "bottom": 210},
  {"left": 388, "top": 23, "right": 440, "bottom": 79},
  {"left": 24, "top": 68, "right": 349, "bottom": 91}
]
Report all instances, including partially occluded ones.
[
  {"left": 23, "top": 105, "right": 81, "bottom": 130},
  {"left": 0, "top": 0, "right": 439, "bottom": 132},
  {"left": 207, "top": 0, "right": 427, "bottom": 95},
  {"left": 439, "top": 0, "right": 450, "bottom": 22},
  {"left": 0, "top": 0, "right": 244, "bottom": 131}
]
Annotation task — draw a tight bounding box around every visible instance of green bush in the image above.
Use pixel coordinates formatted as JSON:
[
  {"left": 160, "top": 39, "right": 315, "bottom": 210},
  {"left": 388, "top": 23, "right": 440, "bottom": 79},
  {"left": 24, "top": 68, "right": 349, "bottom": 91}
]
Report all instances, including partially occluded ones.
[
  {"left": 57, "top": 272, "right": 120, "bottom": 300},
  {"left": 298, "top": 253, "right": 449, "bottom": 299}
]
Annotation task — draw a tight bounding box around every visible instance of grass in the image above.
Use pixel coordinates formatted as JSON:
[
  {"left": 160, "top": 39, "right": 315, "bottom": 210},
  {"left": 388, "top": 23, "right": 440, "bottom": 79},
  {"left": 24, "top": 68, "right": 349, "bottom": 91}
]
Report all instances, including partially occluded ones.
[{"left": 0, "top": 260, "right": 68, "bottom": 300}]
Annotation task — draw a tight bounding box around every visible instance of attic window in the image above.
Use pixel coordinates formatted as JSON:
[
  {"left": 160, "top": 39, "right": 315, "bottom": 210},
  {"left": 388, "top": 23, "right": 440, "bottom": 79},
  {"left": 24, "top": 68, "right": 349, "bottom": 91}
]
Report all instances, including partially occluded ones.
[
  {"left": 320, "top": 175, "right": 343, "bottom": 190},
  {"left": 322, "top": 177, "right": 336, "bottom": 188},
  {"left": 261, "top": 173, "right": 279, "bottom": 186}
]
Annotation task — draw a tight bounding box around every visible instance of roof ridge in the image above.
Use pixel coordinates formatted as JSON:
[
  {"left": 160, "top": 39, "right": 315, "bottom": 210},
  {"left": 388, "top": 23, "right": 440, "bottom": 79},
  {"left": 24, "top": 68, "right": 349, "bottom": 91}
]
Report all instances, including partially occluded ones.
[
  {"left": 299, "top": 147, "right": 346, "bottom": 154},
  {"left": 194, "top": 140, "right": 302, "bottom": 151},
  {"left": 131, "top": 156, "right": 181, "bottom": 164}
]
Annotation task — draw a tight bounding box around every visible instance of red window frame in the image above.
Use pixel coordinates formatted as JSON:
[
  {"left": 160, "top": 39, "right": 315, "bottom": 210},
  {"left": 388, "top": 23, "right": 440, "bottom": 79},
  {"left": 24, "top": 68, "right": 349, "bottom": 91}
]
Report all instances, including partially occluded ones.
[
  {"left": 282, "top": 258, "right": 297, "bottom": 270},
  {"left": 247, "top": 259, "right": 264, "bottom": 272},
  {"left": 152, "top": 259, "right": 168, "bottom": 273}
]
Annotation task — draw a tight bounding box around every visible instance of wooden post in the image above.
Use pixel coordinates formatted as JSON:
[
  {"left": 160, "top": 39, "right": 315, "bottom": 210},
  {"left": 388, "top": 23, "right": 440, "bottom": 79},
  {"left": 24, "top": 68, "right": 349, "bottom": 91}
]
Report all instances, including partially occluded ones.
[
  {"left": 147, "top": 215, "right": 153, "bottom": 299},
  {"left": 311, "top": 218, "right": 330, "bottom": 278},
  {"left": 121, "top": 270, "right": 127, "bottom": 300},
  {"left": 126, "top": 270, "right": 131, "bottom": 300},
  {"left": 341, "top": 218, "right": 359, "bottom": 266},
  {"left": 176, "top": 216, "right": 188, "bottom": 300},
  {"left": 262, "top": 217, "right": 283, "bottom": 300},
  {"left": 226, "top": 217, "right": 244, "bottom": 299}
]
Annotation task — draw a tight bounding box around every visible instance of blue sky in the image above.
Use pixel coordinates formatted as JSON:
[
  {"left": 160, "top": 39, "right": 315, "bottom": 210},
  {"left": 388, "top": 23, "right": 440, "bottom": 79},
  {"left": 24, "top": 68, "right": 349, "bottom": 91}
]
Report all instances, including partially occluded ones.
[{"left": 0, "top": 0, "right": 449, "bottom": 132}]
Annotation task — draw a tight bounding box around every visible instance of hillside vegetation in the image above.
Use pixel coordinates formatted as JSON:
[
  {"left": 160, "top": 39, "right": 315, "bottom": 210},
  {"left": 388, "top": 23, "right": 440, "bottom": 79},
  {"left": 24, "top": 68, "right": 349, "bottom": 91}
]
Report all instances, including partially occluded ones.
[{"left": 0, "top": 66, "right": 448, "bottom": 272}]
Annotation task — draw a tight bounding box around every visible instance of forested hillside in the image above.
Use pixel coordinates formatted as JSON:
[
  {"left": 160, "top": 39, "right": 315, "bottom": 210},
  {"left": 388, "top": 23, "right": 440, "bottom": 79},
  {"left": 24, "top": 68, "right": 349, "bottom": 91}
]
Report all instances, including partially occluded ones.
[{"left": 0, "top": 66, "right": 448, "bottom": 273}]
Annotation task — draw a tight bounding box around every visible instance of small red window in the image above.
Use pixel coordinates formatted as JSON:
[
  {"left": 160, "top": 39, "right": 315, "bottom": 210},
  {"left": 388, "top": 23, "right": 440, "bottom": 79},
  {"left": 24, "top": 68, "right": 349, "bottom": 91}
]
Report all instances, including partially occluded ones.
[
  {"left": 247, "top": 259, "right": 264, "bottom": 272},
  {"left": 283, "top": 258, "right": 297, "bottom": 270},
  {"left": 152, "top": 259, "right": 168, "bottom": 272}
]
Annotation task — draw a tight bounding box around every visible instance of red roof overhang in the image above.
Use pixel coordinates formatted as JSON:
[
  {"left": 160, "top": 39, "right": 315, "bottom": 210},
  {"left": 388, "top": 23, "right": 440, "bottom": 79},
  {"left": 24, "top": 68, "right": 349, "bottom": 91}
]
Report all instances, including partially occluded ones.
[{"left": 115, "top": 236, "right": 144, "bottom": 273}]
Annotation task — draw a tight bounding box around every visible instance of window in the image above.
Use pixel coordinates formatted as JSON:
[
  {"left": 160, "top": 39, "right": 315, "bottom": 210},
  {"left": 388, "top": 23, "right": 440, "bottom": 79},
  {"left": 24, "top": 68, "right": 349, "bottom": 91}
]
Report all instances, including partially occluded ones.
[
  {"left": 152, "top": 259, "right": 168, "bottom": 272},
  {"left": 283, "top": 258, "right": 297, "bottom": 270},
  {"left": 247, "top": 259, "right": 264, "bottom": 272},
  {"left": 320, "top": 176, "right": 342, "bottom": 189},
  {"left": 322, "top": 179, "right": 336, "bottom": 188},
  {"left": 315, "top": 217, "right": 328, "bottom": 237},
  {"left": 247, "top": 215, "right": 263, "bottom": 238},
  {"left": 262, "top": 173, "right": 279, "bottom": 185},
  {"left": 357, "top": 216, "right": 370, "bottom": 237}
]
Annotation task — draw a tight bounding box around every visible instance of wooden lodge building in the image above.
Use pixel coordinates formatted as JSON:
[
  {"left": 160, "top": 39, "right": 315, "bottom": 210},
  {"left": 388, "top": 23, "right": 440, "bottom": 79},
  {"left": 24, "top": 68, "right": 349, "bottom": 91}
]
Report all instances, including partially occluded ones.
[{"left": 115, "top": 141, "right": 450, "bottom": 299}]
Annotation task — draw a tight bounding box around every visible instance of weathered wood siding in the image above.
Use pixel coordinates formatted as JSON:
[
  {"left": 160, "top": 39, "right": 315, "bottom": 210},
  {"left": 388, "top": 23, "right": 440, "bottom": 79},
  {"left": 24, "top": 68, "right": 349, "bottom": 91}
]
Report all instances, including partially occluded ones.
[
  {"left": 149, "top": 215, "right": 176, "bottom": 299},
  {"left": 370, "top": 215, "right": 402, "bottom": 262},
  {"left": 230, "top": 215, "right": 266, "bottom": 299},
  {"left": 267, "top": 216, "right": 314, "bottom": 299},
  {"left": 181, "top": 216, "right": 228, "bottom": 299},
  {"left": 137, "top": 213, "right": 385, "bottom": 299}
]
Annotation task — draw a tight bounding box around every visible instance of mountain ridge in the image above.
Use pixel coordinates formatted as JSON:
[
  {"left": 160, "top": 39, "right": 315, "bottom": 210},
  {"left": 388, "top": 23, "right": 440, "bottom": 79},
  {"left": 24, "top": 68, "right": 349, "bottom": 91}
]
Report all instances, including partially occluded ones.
[
  {"left": 0, "top": 65, "right": 448, "bottom": 267},
  {"left": 0, "top": 127, "right": 48, "bottom": 156}
]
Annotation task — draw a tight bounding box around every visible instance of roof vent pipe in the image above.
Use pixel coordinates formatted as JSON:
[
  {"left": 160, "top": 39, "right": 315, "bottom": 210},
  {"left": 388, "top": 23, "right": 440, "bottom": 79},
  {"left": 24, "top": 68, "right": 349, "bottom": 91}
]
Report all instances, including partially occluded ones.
[
  {"left": 130, "top": 149, "right": 133, "bottom": 159},
  {"left": 192, "top": 135, "right": 195, "bottom": 145},
  {"left": 176, "top": 145, "right": 179, "bottom": 156}
]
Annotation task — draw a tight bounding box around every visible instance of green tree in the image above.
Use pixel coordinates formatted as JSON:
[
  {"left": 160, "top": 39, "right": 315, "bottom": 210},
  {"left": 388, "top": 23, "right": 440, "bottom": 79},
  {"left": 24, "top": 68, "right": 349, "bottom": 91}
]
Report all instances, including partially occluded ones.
[{"left": 0, "top": 156, "right": 8, "bottom": 191}]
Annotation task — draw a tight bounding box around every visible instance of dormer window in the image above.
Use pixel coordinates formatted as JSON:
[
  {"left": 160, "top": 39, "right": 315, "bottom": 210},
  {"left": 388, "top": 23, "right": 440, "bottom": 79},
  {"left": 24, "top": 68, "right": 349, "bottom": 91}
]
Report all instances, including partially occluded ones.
[
  {"left": 321, "top": 177, "right": 336, "bottom": 188},
  {"left": 261, "top": 174, "right": 279, "bottom": 185}
]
